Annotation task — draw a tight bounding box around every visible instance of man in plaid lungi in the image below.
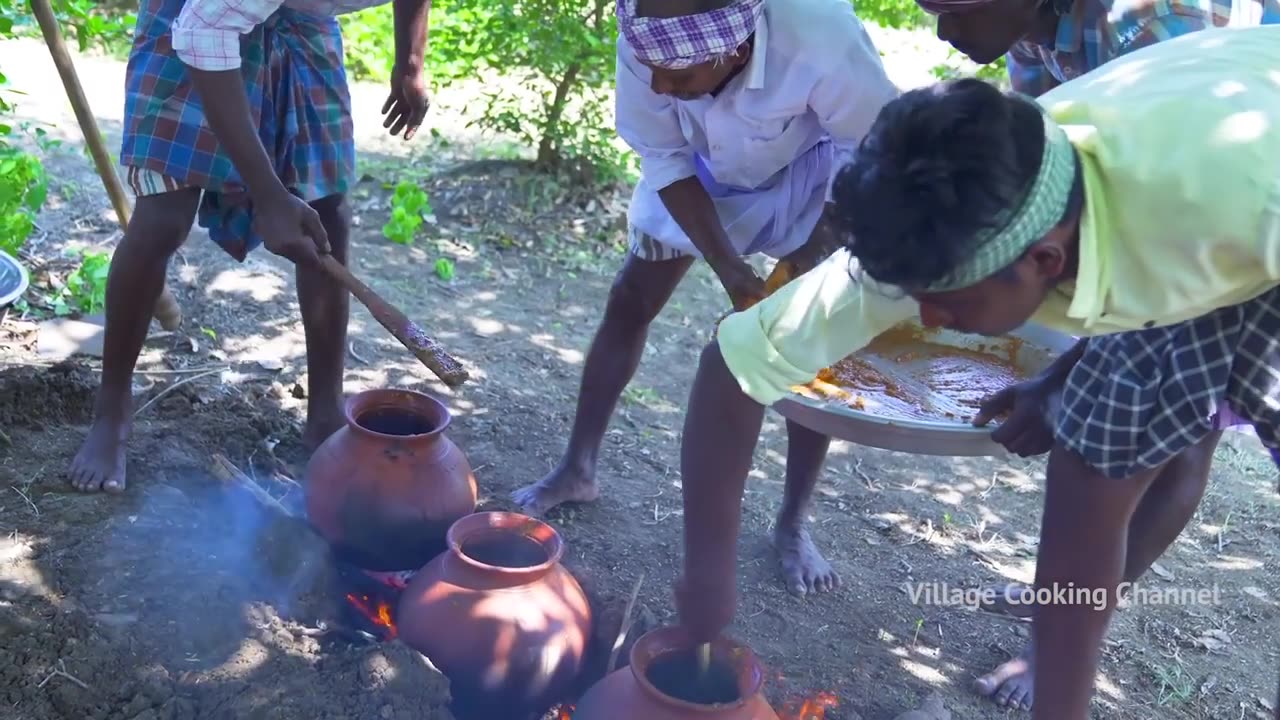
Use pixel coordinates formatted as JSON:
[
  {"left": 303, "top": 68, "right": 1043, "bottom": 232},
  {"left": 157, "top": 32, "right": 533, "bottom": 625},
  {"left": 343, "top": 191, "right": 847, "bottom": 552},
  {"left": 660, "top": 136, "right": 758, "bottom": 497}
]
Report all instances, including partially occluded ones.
[
  {"left": 511, "top": 0, "right": 901, "bottom": 598},
  {"left": 674, "top": 25, "right": 1280, "bottom": 719},
  {"left": 68, "top": 0, "right": 432, "bottom": 493}
]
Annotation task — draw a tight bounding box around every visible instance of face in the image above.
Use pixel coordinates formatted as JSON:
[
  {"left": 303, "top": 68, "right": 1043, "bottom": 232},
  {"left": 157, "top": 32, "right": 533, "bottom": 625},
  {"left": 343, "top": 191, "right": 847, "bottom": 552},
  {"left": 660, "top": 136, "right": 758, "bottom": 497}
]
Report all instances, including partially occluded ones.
[
  {"left": 646, "top": 49, "right": 749, "bottom": 101},
  {"left": 933, "top": 0, "right": 1041, "bottom": 66},
  {"left": 910, "top": 236, "right": 1072, "bottom": 336}
]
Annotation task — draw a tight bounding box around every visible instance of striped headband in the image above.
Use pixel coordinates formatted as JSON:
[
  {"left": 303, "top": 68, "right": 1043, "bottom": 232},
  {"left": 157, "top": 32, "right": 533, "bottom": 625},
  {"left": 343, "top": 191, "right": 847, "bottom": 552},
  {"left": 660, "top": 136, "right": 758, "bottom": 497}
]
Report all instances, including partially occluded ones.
[
  {"left": 616, "top": 0, "right": 764, "bottom": 70},
  {"left": 924, "top": 96, "right": 1079, "bottom": 292}
]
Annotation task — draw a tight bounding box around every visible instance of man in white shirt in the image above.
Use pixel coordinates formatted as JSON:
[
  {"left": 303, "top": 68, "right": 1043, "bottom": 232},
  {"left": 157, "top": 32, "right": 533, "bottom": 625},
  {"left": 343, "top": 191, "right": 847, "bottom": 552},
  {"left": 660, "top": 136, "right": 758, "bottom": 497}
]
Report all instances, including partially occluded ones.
[
  {"left": 68, "top": 0, "right": 431, "bottom": 493},
  {"left": 512, "top": 0, "right": 899, "bottom": 596}
]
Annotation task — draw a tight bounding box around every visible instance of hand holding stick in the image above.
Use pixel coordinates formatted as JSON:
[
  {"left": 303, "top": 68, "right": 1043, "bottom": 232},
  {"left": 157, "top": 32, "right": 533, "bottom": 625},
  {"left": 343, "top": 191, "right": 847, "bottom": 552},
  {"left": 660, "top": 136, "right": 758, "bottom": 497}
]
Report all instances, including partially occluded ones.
[{"left": 317, "top": 255, "right": 469, "bottom": 387}]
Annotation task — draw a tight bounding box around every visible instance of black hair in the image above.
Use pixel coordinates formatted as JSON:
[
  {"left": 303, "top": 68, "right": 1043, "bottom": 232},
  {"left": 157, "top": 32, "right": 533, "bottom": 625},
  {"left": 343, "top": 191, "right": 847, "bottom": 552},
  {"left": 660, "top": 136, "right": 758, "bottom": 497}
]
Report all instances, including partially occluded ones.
[
  {"left": 829, "top": 78, "right": 1048, "bottom": 290},
  {"left": 636, "top": 0, "right": 733, "bottom": 18}
]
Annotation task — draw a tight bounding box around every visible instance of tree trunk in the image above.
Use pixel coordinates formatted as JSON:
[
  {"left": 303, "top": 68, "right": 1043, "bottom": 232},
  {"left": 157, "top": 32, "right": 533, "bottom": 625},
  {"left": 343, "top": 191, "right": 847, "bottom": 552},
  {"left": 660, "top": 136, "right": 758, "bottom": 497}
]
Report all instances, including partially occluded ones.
[{"left": 536, "top": 59, "right": 582, "bottom": 168}]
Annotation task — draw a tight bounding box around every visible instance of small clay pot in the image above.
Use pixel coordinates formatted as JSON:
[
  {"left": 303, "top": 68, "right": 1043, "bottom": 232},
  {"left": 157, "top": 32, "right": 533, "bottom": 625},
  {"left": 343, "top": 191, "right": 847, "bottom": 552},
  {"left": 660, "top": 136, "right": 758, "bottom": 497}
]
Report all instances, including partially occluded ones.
[
  {"left": 305, "top": 388, "right": 477, "bottom": 571},
  {"left": 397, "top": 512, "right": 592, "bottom": 716},
  {"left": 573, "top": 626, "right": 780, "bottom": 720}
]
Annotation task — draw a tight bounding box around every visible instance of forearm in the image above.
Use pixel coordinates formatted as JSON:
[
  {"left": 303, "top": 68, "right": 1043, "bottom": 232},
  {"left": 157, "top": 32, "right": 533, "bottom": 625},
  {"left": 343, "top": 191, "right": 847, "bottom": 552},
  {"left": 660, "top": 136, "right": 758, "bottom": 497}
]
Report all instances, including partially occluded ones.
[
  {"left": 658, "top": 177, "right": 738, "bottom": 267},
  {"left": 682, "top": 342, "right": 766, "bottom": 590},
  {"left": 186, "top": 69, "right": 289, "bottom": 203},
  {"left": 392, "top": 0, "right": 431, "bottom": 72}
]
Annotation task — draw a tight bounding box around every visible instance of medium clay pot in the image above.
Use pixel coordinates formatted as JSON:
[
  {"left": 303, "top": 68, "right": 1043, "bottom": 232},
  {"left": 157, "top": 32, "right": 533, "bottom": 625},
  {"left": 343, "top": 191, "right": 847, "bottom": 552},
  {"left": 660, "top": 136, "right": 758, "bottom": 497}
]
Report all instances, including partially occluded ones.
[
  {"left": 573, "top": 626, "right": 779, "bottom": 720},
  {"left": 305, "top": 388, "right": 477, "bottom": 571},
  {"left": 397, "top": 512, "right": 592, "bottom": 716}
]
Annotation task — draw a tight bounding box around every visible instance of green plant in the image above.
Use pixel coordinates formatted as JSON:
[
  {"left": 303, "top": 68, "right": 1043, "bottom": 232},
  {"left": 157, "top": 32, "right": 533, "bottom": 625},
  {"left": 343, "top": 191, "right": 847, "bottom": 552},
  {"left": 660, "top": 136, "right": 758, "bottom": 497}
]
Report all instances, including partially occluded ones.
[
  {"left": 433, "top": 257, "right": 455, "bottom": 280},
  {"left": 382, "top": 181, "right": 433, "bottom": 244},
  {"left": 428, "top": 0, "right": 630, "bottom": 179},
  {"left": 54, "top": 249, "right": 111, "bottom": 316},
  {"left": 0, "top": 0, "right": 135, "bottom": 256}
]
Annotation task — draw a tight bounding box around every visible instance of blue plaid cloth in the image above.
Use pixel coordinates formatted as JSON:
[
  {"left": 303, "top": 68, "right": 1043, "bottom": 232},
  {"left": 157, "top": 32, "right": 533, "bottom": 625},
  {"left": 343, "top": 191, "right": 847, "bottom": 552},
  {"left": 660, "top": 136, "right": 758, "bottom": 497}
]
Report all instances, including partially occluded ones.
[
  {"left": 1008, "top": 0, "right": 1280, "bottom": 96},
  {"left": 120, "top": 0, "right": 356, "bottom": 261}
]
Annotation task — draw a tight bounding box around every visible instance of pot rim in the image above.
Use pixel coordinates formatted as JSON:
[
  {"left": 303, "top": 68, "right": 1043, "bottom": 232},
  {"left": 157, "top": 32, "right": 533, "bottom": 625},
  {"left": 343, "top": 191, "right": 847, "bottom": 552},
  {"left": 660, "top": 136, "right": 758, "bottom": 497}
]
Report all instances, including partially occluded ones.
[
  {"left": 628, "top": 625, "right": 765, "bottom": 713},
  {"left": 344, "top": 388, "right": 452, "bottom": 440},
  {"left": 446, "top": 511, "right": 566, "bottom": 576}
]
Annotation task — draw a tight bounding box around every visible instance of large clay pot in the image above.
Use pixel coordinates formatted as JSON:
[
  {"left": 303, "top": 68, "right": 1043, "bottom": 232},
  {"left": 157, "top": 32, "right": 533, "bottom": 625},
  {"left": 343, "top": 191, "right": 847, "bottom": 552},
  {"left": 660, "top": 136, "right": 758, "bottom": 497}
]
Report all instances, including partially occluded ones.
[
  {"left": 573, "top": 626, "right": 780, "bottom": 720},
  {"left": 397, "top": 512, "right": 592, "bottom": 717},
  {"left": 305, "top": 388, "right": 477, "bottom": 571}
]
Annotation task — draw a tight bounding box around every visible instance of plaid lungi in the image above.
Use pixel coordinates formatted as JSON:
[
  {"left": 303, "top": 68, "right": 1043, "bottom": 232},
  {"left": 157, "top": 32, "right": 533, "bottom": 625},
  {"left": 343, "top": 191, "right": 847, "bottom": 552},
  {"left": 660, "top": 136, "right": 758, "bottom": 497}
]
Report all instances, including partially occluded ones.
[
  {"left": 1056, "top": 284, "right": 1280, "bottom": 479},
  {"left": 119, "top": 0, "right": 356, "bottom": 262}
]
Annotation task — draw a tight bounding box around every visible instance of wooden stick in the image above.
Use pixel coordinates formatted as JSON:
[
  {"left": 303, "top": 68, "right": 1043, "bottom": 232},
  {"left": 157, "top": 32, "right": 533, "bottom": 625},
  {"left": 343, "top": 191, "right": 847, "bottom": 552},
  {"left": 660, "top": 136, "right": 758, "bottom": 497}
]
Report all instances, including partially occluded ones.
[
  {"left": 318, "top": 255, "right": 469, "bottom": 387},
  {"left": 210, "top": 453, "right": 294, "bottom": 517},
  {"left": 29, "top": 0, "right": 183, "bottom": 332}
]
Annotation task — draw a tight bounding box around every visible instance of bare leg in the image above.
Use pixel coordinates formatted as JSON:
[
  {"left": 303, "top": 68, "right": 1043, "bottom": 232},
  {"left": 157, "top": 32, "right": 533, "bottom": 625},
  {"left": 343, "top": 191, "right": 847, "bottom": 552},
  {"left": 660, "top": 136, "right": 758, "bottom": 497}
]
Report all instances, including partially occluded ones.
[
  {"left": 298, "top": 194, "right": 350, "bottom": 449},
  {"left": 975, "top": 431, "right": 1221, "bottom": 711},
  {"left": 513, "top": 253, "right": 695, "bottom": 515},
  {"left": 774, "top": 420, "right": 839, "bottom": 595},
  {"left": 69, "top": 189, "right": 201, "bottom": 493}
]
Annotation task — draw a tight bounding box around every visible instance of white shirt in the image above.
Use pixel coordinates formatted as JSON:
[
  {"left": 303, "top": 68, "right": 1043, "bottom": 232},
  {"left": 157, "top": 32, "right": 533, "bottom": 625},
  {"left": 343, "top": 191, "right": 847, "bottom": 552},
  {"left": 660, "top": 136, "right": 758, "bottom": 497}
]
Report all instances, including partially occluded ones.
[
  {"left": 170, "top": 0, "right": 388, "bottom": 72},
  {"left": 614, "top": 0, "right": 898, "bottom": 196}
]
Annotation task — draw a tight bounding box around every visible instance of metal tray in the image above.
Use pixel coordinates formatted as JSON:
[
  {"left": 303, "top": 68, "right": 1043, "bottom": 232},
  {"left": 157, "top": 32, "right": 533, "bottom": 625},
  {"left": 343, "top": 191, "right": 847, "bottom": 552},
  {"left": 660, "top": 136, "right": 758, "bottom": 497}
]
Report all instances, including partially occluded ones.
[
  {"left": 0, "top": 249, "right": 28, "bottom": 311},
  {"left": 772, "top": 322, "right": 1076, "bottom": 457}
]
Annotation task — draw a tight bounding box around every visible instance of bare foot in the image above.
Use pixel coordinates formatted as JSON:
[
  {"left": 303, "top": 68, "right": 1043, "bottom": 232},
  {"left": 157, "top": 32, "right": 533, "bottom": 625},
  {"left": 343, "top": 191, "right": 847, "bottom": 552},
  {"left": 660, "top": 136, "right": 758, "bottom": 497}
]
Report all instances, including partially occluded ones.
[
  {"left": 773, "top": 522, "right": 840, "bottom": 596},
  {"left": 978, "top": 583, "right": 1037, "bottom": 619},
  {"left": 974, "top": 642, "right": 1035, "bottom": 711},
  {"left": 69, "top": 410, "right": 131, "bottom": 494},
  {"left": 511, "top": 461, "right": 601, "bottom": 517},
  {"left": 303, "top": 403, "right": 346, "bottom": 451}
]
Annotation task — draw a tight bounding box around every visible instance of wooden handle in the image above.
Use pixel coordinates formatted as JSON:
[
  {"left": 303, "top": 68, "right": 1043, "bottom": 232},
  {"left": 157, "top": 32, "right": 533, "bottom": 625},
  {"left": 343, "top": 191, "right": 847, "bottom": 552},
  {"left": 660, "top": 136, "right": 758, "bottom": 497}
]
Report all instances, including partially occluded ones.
[
  {"left": 31, "top": 0, "right": 182, "bottom": 330},
  {"left": 318, "top": 256, "right": 469, "bottom": 387}
]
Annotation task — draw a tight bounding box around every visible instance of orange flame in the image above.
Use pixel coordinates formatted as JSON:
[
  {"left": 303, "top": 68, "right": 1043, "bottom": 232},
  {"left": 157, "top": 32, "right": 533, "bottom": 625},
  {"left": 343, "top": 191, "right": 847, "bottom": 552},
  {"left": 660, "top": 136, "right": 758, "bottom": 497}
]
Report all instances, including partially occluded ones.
[
  {"left": 779, "top": 691, "right": 839, "bottom": 720},
  {"left": 554, "top": 704, "right": 574, "bottom": 719},
  {"left": 345, "top": 593, "right": 398, "bottom": 639}
]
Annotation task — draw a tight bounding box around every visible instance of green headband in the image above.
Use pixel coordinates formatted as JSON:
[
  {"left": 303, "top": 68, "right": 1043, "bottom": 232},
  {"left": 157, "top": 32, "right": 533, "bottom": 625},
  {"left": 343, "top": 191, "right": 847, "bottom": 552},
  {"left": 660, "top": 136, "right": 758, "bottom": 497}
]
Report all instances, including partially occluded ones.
[{"left": 924, "top": 96, "right": 1078, "bottom": 292}]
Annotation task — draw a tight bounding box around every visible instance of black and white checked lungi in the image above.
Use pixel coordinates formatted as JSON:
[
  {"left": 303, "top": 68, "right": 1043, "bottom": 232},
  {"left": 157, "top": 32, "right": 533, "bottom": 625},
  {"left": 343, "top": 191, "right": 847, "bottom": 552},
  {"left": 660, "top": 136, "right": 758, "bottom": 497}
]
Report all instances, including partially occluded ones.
[{"left": 1055, "top": 284, "right": 1280, "bottom": 479}]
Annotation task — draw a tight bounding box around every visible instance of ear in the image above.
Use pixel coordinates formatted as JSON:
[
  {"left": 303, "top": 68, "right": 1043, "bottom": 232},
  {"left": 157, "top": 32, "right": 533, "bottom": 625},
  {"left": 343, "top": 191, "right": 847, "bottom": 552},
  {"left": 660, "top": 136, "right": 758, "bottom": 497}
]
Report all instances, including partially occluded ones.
[{"left": 1026, "top": 239, "right": 1067, "bottom": 280}]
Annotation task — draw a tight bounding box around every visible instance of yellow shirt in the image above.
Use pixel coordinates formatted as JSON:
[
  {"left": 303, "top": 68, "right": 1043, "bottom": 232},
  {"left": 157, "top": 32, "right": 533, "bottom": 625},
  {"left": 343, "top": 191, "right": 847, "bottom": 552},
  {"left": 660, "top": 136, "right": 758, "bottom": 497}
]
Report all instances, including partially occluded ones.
[{"left": 719, "top": 25, "right": 1280, "bottom": 407}]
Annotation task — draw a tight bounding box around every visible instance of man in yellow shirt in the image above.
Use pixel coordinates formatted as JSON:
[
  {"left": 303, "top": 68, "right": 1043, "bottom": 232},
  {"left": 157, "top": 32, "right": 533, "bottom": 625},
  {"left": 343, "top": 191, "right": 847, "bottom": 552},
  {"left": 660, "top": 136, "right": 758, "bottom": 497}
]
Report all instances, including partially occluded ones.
[{"left": 674, "top": 25, "right": 1280, "bottom": 719}]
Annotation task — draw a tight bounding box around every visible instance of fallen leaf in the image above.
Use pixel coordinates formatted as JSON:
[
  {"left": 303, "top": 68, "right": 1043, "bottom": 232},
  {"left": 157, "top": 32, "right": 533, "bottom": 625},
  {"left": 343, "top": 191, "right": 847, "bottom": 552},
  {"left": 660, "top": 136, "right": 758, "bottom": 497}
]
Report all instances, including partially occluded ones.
[{"left": 1149, "top": 562, "right": 1174, "bottom": 581}]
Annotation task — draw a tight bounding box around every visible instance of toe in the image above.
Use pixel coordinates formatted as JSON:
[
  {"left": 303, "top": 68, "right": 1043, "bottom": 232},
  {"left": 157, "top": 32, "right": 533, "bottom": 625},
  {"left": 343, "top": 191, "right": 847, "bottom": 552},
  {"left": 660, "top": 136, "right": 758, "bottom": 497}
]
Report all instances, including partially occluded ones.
[{"left": 972, "top": 675, "right": 998, "bottom": 696}]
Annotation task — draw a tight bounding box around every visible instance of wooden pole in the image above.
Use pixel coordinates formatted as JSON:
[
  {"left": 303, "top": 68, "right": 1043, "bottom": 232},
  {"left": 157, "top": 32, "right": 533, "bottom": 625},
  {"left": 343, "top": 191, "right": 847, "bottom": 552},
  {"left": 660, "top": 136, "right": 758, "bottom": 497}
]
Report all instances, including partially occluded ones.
[{"left": 28, "top": 0, "right": 183, "bottom": 331}]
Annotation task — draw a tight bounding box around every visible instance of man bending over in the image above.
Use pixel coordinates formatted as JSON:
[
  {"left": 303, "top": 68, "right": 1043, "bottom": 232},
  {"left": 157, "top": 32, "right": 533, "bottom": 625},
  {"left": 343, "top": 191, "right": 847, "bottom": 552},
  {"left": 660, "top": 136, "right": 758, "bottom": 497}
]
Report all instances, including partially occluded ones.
[
  {"left": 512, "top": 0, "right": 898, "bottom": 596},
  {"left": 676, "top": 25, "right": 1280, "bottom": 719}
]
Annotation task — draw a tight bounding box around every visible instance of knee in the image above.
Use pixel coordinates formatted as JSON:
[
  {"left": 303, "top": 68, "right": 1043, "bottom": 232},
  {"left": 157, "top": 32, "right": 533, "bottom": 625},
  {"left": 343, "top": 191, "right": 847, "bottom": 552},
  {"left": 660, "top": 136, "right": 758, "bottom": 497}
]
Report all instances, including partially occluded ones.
[
  {"left": 605, "top": 271, "right": 663, "bottom": 328},
  {"left": 310, "top": 194, "right": 351, "bottom": 257},
  {"left": 129, "top": 190, "right": 200, "bottom": 255}
]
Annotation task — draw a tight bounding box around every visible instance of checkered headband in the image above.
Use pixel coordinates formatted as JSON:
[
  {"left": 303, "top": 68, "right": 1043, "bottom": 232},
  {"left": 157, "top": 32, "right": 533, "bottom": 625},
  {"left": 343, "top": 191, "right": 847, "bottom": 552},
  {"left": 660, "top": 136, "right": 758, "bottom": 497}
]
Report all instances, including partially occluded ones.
[{"left": 616, "top": 0, "right": 764, "bottom": 70}]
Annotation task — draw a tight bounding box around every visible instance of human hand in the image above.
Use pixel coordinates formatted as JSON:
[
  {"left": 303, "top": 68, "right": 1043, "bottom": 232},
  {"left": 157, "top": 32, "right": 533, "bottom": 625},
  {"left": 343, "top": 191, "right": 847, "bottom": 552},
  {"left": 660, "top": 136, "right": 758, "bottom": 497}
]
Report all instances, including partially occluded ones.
[
  {"left": 972, "top": 377, "right": 1061, "bottom": 457},
  {"left": 255, "top": 192, "right": 329, "bottom": 266},
  {"left": 674, "top": 572, "right": 735, "bottom": 643},
  {"left": 382, "top": 65, "right": 431, "bottom": 140},
  {"left": 711, "top": 258, "right": 766, "bottom": 312}
]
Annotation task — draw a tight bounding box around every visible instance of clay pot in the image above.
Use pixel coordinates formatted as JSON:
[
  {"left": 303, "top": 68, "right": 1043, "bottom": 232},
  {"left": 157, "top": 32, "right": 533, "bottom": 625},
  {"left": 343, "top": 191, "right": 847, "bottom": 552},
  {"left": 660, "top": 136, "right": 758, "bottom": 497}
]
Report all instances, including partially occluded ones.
[
  {"left": 397, "top": 512, "right": 592, "bottom": 716},
  {"left": 305, "top": 388, "right": 477, "bottom": 571},
  {"left": 573, "top": 626, "right": 779, "bottom": 720}
]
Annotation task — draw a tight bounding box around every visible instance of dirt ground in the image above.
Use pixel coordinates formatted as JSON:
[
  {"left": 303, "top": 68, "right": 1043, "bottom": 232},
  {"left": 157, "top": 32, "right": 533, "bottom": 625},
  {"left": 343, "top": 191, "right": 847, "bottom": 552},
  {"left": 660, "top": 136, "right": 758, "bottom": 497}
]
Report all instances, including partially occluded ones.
[{"left": 3, "top": 34, "right": 1280, "bottom": 720}]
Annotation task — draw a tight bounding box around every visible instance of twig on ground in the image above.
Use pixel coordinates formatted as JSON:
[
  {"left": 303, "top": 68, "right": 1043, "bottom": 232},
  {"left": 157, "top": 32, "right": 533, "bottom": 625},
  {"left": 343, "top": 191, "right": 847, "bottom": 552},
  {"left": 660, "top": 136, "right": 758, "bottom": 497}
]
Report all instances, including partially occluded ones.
[
  {"left": 210, "top": 453, "right": 294, "bottom": 517},
  {"left": 11, "top": 486, "right": 38, "bottom": 516},
  {"left": 133, "top": 367, "right": 227, "bottom": 417},
  {"left": 37, "top": 660, "right": 89, "bottom": 690},
  {"left": 348, "top": 340, "right": 368, "bottom": 365},
  {"left": 853, "top": 457, "right": 877, "bottom": 490},
  {"left": 607, "top": 572, "right": 646, "bottom": 674}
]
